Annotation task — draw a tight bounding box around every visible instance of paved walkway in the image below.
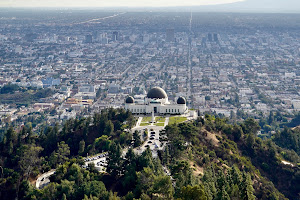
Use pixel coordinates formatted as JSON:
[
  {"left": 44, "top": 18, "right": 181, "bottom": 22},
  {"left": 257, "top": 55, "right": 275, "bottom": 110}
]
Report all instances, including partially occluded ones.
[{"left": 164, "top": 117, "right": 169, "bottom": 127}]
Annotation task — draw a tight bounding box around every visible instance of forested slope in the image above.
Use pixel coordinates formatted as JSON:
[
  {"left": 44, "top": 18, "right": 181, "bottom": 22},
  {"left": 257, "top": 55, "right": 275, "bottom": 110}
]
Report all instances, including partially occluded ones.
[{"left": 0, "top": 109, "right": 299, "bottom": 199}]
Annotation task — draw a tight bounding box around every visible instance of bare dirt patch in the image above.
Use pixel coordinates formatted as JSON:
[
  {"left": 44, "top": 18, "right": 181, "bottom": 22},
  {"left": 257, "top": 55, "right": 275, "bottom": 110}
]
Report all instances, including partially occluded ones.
[
  {"left": 189, "top": 161, "right": 204, "bottom": 176},
  {"left": 202, "top": 129, "right": 220, "bottom": 147}
]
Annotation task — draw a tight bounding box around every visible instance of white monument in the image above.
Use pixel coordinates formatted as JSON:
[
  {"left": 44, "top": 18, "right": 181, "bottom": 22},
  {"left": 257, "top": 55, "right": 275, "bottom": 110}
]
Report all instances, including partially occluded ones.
[{"left": 151, "top": 110, "right": 155, "bottom": 123}]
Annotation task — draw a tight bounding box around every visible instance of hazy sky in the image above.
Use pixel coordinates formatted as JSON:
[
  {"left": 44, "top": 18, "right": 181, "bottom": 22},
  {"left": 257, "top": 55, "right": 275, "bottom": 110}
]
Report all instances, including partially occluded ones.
[{"left": 0, "top": 0, "right": 245, "bottom": 7}]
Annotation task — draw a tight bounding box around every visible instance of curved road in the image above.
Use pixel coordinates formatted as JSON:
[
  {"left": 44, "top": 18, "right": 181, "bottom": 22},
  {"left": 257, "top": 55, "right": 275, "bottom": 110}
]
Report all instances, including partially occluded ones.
[
  {"left": 36, "top": 170, "right": 55, "bottom": 189},
  {"left": 36, "top": 154, "right": 107, "bottom": 189}
]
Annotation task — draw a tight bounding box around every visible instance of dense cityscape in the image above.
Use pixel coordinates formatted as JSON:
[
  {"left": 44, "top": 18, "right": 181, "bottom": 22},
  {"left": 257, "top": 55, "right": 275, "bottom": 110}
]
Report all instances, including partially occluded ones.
[
  {"left": 1, "top": 11, "right": 300, "bottom": 133},
  {"left": 0, "top": 9, "right": 300, "bottom": 200}
]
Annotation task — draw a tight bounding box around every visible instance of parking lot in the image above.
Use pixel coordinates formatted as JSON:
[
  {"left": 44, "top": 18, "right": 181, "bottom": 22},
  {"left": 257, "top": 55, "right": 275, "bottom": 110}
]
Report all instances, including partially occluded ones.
[
  {"left": 133, "top": 125, "right": 167, "bottom": 157},
  {"left": 83, "top": 152, "right": 108, "bottom": 171}
]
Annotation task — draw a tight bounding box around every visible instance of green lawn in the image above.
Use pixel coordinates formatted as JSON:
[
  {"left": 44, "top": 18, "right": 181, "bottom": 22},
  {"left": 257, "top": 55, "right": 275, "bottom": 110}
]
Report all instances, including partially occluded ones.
[
  {"left": 142, "top": 117, "right": 153, "bottom": 122},
  {"left": 156, "top": 123, "right": 165, "bottom": 127},
  {"left": 156, "top": 117, "right": 165, "bottom": 123},
  {"left": 140, "top": 122, "right": 150, "bottom": 126},
  {"left": 168, "top": 116, "right": 187, "bottom": 125}
]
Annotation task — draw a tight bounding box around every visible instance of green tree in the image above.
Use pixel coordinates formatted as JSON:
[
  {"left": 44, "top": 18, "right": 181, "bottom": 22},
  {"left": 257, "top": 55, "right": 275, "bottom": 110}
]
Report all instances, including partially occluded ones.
[
  {"left": 18, "top": 144, "right": 43, "bottom": 179},
  {"left": 78, "top": 140, "right": 85, "bottom": 155},
  {"left": 122, "top": 148, "right": 137, "bottom": 191},
  {"left": 61, "top": 193, "right": 67, "bottom": 200},
  {"left": 107, "top": 142, "right": 123, "bottom": 179},
  {"left": 230, "top": 184, "right": 240, "bottom": 200},
  {"left": 83, "top": 194, "right": 99, "bottom": 200},
  {"left": 216, "top": 170, "right": 229, "bottom": 193},
  {"left": 25, "top": 122, "right": 33, "bottom": 143},
  {"left": 140, "top": 193, "right": 151, "bottom": 200},
  {"left": 41, "top": 182, "right": 58, "bottom": 200},
  {"left": 242, "top": 118, "right": 260, "bottom": 135},
  {"left": 104, "top": 120, "right": 114, "bottom": 136},
  {"left": 216, "top": 186, "right": 230, "bottom": 200},
  {"left": 133, "top": 130, "right": 141, "bottom": 148},
  {"left": 108, "top": 191, "right": 120, "bottom": 200},
  {"left": 67, "top": 163, "right": 84, "bottom": 185},
  {"left": 136, "top": 167, "right": 155, "bottom": 196},
  {"left": 246, "top": 134, "right": 255, "bottom": 150},
  {"left": 229, "top": 166, "right": 242, "bottom": 186},
  {"left": 240, "top": 173, "right": 255, "bottom": 200},
  {"left": 95, "top": 135, "right": 111, "bottom": 152},
  {"left": 232, "top": 124, "right": 243, "bottom": 141},
  {"left": 81, "top": 180, "right": 108, "bottom": 199},
  {"left": 162, "top": 146, "right": 170, "bottom": 165},
  {"left": 4, "top": 126, "right": 17, "bottom": 152},
  {"left": 0, "top": 84, "right": 19, "bottom": 94},
  {"left": 165, "top": 124, "right": 185, "bottom": 158},
  {"left": 138, "top": 148, "right": 155, "bottom": 170},
  {"left": 50, "top": 141, "right": 70, "bottom": 166},
  {"left": 57, "top": 180, "right": 75, "bottom": 199},
  {"left": 180, "top": 185, "right": 207, "bottom": 200},
  {"left": 152, "top": 175, "right": 174, "bottom": 199}
]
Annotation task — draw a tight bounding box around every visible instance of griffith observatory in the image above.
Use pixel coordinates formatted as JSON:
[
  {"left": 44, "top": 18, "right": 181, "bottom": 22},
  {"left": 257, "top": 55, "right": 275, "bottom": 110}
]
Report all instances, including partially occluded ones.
[{"left": 125, "top": 87, "right": 188, "bottom": 115}]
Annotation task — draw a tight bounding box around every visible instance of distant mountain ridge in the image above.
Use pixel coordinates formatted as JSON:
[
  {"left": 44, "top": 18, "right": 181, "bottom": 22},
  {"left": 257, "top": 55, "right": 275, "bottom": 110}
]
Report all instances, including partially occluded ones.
[
  {"left": 1, "top": 0, "right": 300, "bottom": 13},
  {"left": 126, "top": 0, "right": 300, "bottom": 13},
  {"left": 191, "top": 0, "right": 300, "bottom": 13}
]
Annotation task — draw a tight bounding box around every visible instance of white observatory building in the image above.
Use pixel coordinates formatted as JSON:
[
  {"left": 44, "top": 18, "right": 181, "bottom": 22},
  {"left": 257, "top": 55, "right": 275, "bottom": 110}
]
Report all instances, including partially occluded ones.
[{"left": 124, "top": 87, "right": 188, "bottom": 115}]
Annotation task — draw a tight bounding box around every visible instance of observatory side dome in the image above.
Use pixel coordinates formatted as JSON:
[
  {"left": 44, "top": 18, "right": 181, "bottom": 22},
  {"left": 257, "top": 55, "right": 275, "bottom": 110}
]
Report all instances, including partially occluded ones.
[
  {"left": 177, "top": 96, "right": 186, "bottom": 104},
  {"left": 125, "top": 96, "right": 134, "bottom": 103}
]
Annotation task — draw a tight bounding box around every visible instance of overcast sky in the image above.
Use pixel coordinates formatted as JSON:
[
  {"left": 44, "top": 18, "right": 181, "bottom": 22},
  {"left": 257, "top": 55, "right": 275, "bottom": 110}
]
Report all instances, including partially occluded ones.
[{"left": 0, "top": 0, "right": 245, "bottom": 7}]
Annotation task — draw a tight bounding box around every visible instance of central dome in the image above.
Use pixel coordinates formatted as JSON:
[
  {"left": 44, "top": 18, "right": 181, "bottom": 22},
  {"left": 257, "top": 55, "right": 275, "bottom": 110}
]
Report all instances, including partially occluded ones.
[{"left": 147, "top": 87, "right": 168, "bottom": 99}]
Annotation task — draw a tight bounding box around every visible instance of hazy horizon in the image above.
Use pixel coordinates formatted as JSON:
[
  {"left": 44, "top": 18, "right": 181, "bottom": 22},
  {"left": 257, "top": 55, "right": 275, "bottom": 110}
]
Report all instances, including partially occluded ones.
[
  {"left": 0, "top": 0, "right": 299, "bottom": 13},
  {"left": 0, "top": 0, "right": 244, "bottom": 8}
]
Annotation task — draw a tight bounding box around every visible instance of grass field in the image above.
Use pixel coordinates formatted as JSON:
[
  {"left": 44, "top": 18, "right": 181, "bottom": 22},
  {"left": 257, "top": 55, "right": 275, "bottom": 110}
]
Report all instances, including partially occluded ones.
[
  {"left": 140, "top": 122, "right": 150, "bottom": 126},
  {"left": 169, "top": 116, "right": 187, "bottom": 124},
  {"left": 142, "top": 117, "right": 152, "bottom": 122},
  {"left": 155, "top": 117, "right": 165, "bottom": 123},
  {"left": 155, "top": 123, "right": 165, "bottom": 126}
]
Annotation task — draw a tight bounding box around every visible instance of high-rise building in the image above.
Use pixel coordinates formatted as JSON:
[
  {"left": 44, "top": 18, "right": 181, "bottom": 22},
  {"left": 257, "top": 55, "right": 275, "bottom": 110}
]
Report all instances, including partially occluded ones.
[
  {"left": 102, "top": 37, "right": 108, "bottom": 44},
  {"left": 208, "top": 33, "right": 213, "bottom": 42},
  {"left": 112, "top": 31, "right": 119, "bottom": 41},
  {"left": 143, "top": 34, "right": 150, "bottom": 44},
  {"left": 93, "top": 31, "right": 99, "bottom": 41},
  {"left": 85, "top": 34, "right": 93, "bottom": 43},
  {"left": 213, "top": 33, "right": 219, "bottom": 42},
  {"left": 137, "top": 35, "right": 143, "bottom": 44},
  {"left": 166, "top": 28, "right": 175, "bottom": 42},
  {"left": 100, "top": 33, "right": 108, "bottom": 44}
]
